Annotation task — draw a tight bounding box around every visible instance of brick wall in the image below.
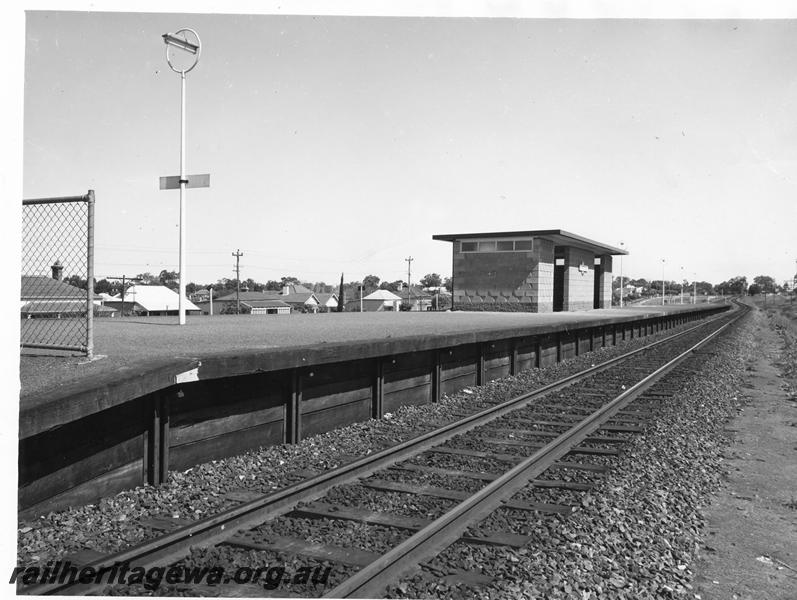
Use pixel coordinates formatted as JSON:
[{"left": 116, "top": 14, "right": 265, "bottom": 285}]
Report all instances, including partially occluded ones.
[
  {"left": 452, "top": 247, "right": 536, "bottom": 310},
  {"left": 562, "top": 247, "right": 595, "bottom": 311},
  {"left": 597, "top": 255, "right": 613, "bottom": 308},
  {"left": 533, "top": 238, "right": 555, "bottom": 312}
]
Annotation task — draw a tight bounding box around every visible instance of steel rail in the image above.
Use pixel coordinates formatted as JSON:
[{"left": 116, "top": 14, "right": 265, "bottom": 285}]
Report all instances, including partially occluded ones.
[
  {"left": 22, "top": 307, "right": 741, "bottom": 595},
  {"left": 325, "top": 304, "right": 747, "bottom": 598}
]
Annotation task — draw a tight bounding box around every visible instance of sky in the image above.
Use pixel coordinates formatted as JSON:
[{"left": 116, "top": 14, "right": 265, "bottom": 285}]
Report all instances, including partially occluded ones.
[{"left": 8, "top": 2, "right": 797, "bottom": 290}]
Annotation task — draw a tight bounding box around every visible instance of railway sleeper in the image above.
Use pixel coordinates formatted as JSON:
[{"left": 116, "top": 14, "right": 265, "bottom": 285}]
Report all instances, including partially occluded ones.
[
  {"left": 359, "top": 479, "right": 577, "bottom": 515},
  {"left": 224, "top": 533, "right": 380, "bottom": 568},
  {"left": 391, "top": 464, "right": 598, "bottom": 489},
  {"left": 289, "top": 503, "right": 531, "bottom": 548}
]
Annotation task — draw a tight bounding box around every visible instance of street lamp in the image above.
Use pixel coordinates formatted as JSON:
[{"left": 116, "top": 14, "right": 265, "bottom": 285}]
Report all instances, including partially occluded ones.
[
  {"left": 619, "top": 241, "right": 625, "bottom": 308},
  {"left": 162, "top": 28, "right": 201, "bottom": 325},
  {"left": 661, "top": 259, "right": 666, "bottom": 306}
]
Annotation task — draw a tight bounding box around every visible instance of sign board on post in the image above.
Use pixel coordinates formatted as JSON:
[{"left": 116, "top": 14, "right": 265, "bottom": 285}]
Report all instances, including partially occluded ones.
[{"left": 159, "top": 174, "right": 211, "bottom": 190}]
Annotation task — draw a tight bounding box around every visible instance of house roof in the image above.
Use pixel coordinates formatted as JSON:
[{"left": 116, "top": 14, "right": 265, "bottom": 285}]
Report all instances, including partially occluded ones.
[
  {"left": 282, "top": 292, "right": 318, "bottom": 304},
  {"left": 282, "top": 284, "right": 314, "bottom": 295},
  {"left": 363, "top": 289, "right": 402, "bottom": 301},
  {"left": 214, "top": 291, "right": 278, "bottom": 302},
  {"left": 315, "top": 293, "right": 339, "bottom": 305},
  {"left": 21, "top": 276, "right": 85, "bottom": 300},
  {"left": 432, "top": 229, "right": 628, "bottom": 255},
  {"left": 21, "top": 300, "right": 116, "bottom": 314},
  {"left": 110, "top": 285, "right": 200, "bottom": 312}
]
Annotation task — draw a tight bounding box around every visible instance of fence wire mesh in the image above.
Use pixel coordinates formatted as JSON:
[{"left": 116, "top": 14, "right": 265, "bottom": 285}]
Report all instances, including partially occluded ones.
[{"left": 21, "top": 192, "right": 94, "bottom": 355}]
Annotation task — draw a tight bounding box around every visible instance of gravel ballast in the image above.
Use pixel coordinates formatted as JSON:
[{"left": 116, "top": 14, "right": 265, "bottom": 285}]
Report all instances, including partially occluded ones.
[{"left": 389, "top": 311, "right": 755, "bottom": 599}]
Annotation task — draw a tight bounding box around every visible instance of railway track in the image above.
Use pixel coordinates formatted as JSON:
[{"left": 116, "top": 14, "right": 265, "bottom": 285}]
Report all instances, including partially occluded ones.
[{"left": 21, "top": 302, "right": 747, "bottom": 597}]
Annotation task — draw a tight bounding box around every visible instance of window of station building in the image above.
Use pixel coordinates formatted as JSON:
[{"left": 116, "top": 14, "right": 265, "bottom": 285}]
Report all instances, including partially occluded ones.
[{"left": 459, "top": 239, "right": 534, "bottom": 253}]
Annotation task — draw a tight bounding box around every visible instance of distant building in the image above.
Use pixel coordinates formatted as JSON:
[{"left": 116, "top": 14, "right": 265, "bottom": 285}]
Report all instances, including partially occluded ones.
[
  {"left": 314, "top": 292, "right": 340, "bottom": 312},
  {"left": 103, "top": 285, "right": 201, "bottom": 316},
  {"left": 360, "top": 289, "right": 402, "bottom": 312},
  {"left": 433, "top": 229, "right": 626, "bottom": 312},
  {"left": 20, "top": 261, "right": 116, "bottom": 318},
  {"left": 244, "top": 299, "right": 291, "bottom": 315}
]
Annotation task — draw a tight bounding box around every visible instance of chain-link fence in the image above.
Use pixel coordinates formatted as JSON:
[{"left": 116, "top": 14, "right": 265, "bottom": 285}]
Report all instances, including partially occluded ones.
[{"left": 21, "top": 191, "right": 95, "bottom": 357}]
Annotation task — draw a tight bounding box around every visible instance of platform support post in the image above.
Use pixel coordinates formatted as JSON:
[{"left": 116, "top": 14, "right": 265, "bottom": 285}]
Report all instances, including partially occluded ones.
[
  {"left": 287, "top": 370, "right": 302, "bottom": 444},
  {"left": 147, "top": 395, "right": 161, "bottom": 485},
  {"left": 372, "top": 358, "right": 384, "bottom": 417},
  {"left": 431, "top": 350, "right": 442, "bottom": 403},
  {"left": 510, "top": 339, "right": 518, "bottom": 376},
  {"left": 159, "top": 395, "right": 170, "bottom": 483},
  {"left": 477, "top": 344, "right": 485, "bottom": 386}
]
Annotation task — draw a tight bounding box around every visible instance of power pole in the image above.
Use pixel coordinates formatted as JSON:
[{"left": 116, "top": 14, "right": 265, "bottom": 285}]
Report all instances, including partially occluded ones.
[
  {"left": 405, "top": 256, "right": 414, "bottom": 310},
  {"left": 107, "top": 275, "right": 143, "bottom": 317},
  {"left": 232, "top": 249, "right": 243, "bottom": 314}
]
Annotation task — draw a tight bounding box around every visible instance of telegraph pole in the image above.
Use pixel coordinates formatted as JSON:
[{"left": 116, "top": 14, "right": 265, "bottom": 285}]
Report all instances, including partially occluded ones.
[
  {"left": 232, "top": 249, "right": 243, "bottom": 314},
  {"left": 107, "top": 275, "right": 143, "bottom": 317},
  {"left": 405, "top": 256, "right": 414, "bottom": 309}
]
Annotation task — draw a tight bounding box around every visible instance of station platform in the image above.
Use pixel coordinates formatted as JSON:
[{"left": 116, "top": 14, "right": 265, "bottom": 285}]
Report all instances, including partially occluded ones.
[
  {"left": 18, "top": 302, "right": 730, "bottom": 518},
  {"left": 20, "top": 304, "right": 716, "bottom": 430}
]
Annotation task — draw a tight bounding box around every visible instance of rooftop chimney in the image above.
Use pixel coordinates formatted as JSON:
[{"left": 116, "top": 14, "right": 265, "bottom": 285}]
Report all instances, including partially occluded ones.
[{"left": 51, "top": 260, "right": 63, "bottom": 281}]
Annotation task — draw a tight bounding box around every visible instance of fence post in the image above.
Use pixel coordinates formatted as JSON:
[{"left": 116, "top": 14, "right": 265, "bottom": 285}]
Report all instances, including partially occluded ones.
[{"left": 86, "top": 190, "right": 95, "bottom": 359}]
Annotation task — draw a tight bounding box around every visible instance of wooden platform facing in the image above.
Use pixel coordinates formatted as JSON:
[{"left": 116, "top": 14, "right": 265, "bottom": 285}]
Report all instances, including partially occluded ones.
[{"left": 18, "top": 303, "right": 730, "bottom": 518}]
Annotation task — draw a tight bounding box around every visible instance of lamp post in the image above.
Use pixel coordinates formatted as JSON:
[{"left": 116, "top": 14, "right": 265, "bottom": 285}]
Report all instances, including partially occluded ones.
[
  {"left": 619, "top": 241, "right": 625, "bottom": 308},
  {"left": 661, "top": 259, "right": 666, "bottom": 305},
  {"left": 162, "top": 29, "right": 201, "bottom": 325}
]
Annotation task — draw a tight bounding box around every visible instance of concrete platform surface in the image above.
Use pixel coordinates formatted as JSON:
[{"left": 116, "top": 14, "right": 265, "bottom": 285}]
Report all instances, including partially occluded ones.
[{"left": 19, "top": 305, "right": 711, "bottom": 402}]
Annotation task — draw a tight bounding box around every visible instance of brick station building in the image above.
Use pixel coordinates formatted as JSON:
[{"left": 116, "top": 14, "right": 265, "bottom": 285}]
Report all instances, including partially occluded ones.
[{"left": 433, "top": 229, "right": 627, "bottom": 312}]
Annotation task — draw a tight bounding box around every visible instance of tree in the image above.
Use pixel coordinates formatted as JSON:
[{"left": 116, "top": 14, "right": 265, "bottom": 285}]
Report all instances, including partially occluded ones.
[
  {"left": 337, "top": 273, "right": 345, "bottom": 312},
  {"left": 420, "top": 273, "right": 442, "bottom": 288},
  {"left": 264, "top": 280, "right": 282, "bottom": 291},
  {"left": 280, "top": 276, "right": 300, "bottom": 288},
  {"left": 380, "top": 280, "right": 404, "bottom": 292},
  {"left": 362, "top": 274, "right": 381, "bottom": 294},
  {"left": 158, "top": 270, "right": 179, "bottom": 290},
  {"left": 94, "top": 278, "right": 114, "bottom": 295},
  {"left": 63, "top": 274, "right": 87, "bottom": 290},
  {"left": 136, "top": 272, "right": 158, "bottom": 284},
  {"left": 715, "top": 276, "right": 747, "bottom": 296},
  {"left": 443, "top": 277, "right": 452, "bottom": 292},
  {"left": 753, "top": 275, "right": 777, "bottom": 294}
]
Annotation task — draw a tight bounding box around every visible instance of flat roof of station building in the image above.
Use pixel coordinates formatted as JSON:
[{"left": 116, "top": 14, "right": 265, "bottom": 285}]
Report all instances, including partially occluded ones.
[{"left": 432, "top": 229, "right": 628, "bottom": 256}]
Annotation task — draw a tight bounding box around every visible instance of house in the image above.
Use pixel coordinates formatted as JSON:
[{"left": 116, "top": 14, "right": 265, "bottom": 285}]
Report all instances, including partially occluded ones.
[
  {"left": 190, "top": 288, "right": 212, "bottom": 303},
  {"left": 244, "top": 299, "right": 291, "bottom": 315},
  {"left": 360, "top": 289, "right": 402, "bottom": 312},
  {"left": 20, "top": 262, "right": 117, "bottom": 318},
  {"left": 314, "top": 292, "right": 340, "bottom": 312},
  {"left": 278, "top": 284, "right": 320, "bottom": 313},
  {"left": 103, "top": 285, "right": 202, "bottom": 316},
  {"left": 212, "top": 291, "right": 277, "bottom": 314},
  {"left": 211, "top": 285, "right": 321, "bottom": 314}
]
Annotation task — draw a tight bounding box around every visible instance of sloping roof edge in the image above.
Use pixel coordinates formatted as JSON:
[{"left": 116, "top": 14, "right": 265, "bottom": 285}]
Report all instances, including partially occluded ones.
[{"left": 432, "top": 229, "right": 628, "bottom": 255}]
